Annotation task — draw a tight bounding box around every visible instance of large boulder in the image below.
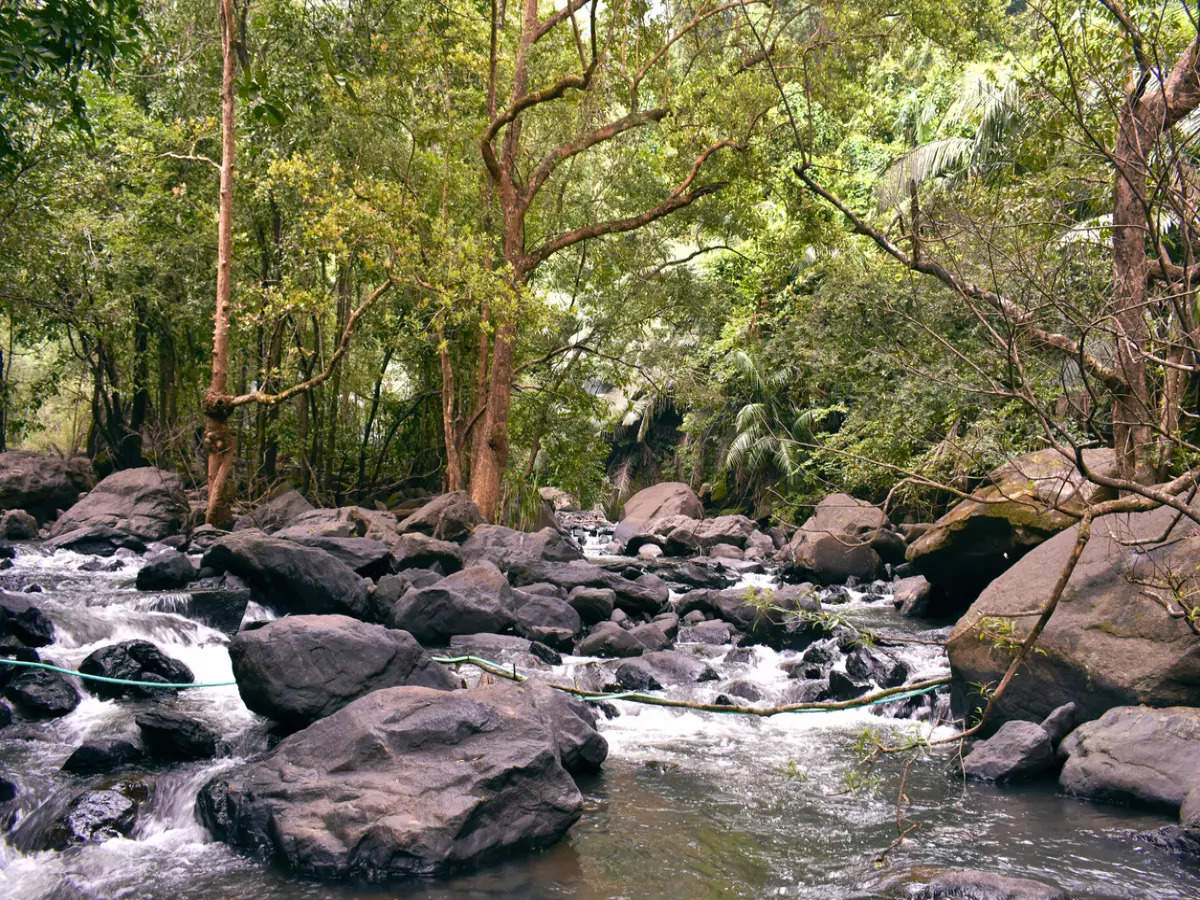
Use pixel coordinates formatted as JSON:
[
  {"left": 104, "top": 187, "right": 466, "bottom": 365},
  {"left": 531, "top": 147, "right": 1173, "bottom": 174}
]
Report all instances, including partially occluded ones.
[
  {"left": 1059, "top": 706, "right": 1200, "bottom": 813},
  {"left": 286, "top": 536, "right": 394, "bottom": 579},
  {"left": 135, "top": 549, "right": 197, "bottom": 590},
  {"left": 908, "top": 448, "right": 1119, "bottom": 610},
  {"left": 391, "top": 533, "right": 463, "bottom": 574},
  {"left": 381, "top": 564, "right": 516, "bottom": 645},
  {"left": 47, "top": 467, "right": 189, "bottom": 541},
  {"left": 779, "top": 493, "right": 895, "bottom": 585},
  {"left": 135, "top": 709, "right": 220, "bottom": 761},
  {"left": 0, "top": 451, "right": 94, "bottom": 523},
  {"left": 4, "top": 663, "right": 80, "bottom": 719},
  {"left": 196, "top": 681, "right": 597, "bottom": 880},
  {"left": 634, "top": 514, "right": 759, "bottom": 555},
  {"left": 459, "top": 524, "right": 582, "bottom": 571},
  {"left": 202, "top": 531, "right": 369, "bottom": 619},
  {"left": 178, "top": 574, "right": 252, "bottom": 633},
  {"left": 233, "top": 489, "right": 313, "bottom": 533},
  {"left": 228, "top": 615, "right": 458, "bottom": 728},
  {"left": 396, "top": 492, "right": 482, "bottom": 541},
  {"left": 946, "top": 503, "right": 1200, "bottom": 729},
  {"left": 613, "top": 482, "right": 703, "bottom": 548}
]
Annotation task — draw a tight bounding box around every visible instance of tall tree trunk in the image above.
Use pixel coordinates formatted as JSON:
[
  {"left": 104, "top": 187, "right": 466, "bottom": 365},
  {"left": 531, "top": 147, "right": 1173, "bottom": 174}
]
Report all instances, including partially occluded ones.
[
  {"left": 204, "top": 0, "right": 238, "bottom": 527},
  {"left": 1111, "top": 87, "right": 1155, "bottom": 484},
  {"left": 438, "top": 325, "right": 464, "bottom": 492}
]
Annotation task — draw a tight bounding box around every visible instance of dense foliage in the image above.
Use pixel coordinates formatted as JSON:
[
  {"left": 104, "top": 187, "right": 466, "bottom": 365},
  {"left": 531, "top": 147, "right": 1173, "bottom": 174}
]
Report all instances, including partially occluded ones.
[{"left": 4, "top": 0, "right": 1199, "bottom": 525}]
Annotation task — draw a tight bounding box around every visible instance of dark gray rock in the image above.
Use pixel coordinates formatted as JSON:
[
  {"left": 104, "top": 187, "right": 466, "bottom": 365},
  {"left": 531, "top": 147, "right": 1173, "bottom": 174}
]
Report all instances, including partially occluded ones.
[
  {"left": 845, "top": 646, "right": 909, "bottom": 688},
  {"left": 616, "top": 650, "right": 719, "bottom": 687},
  {"left": 180, "top": 574, "right": 252, "bottom": 633},
  {"left": 825, "top": 670, "right": 868, "bottom": 701},
  {"left": 37, "top": 785, "right": 145, "bottom": 850},
  {"left": 0, "top": 592, "right": 55, "bottom": 646},
  {"left": 964, "top": 720, "right": 1056, "bottom": 782},
  {"left": 1129, "top": 825, "right": 1200, "bottom": 863},
  {"left": 0, "top": 701, "right": 10, "bottom": 727},
  {"left": 44, "top": 525, "right": 147, "bottom": 556},
  {"left": 228, "top": 615, "right": 457, "bottom": 728},
  {"left": 62, "top": 739, "right": 144, "bottom": 775},
  {"left": 48, "top": 467, "right": 189, "bottom": 542},
  {"left": 1039, "top": 702, "right": 1078, "bottom": 746},
  {"left": 4, "top": 665, "right": 80, "bottom": 718},
  {"left": 135, "top": 710, "right": 220, "bottom": 761},
  {"left": 677, "top": 620, "right": 736, "bottom": 645},
  {"left": 202, "top": 531, "right": 369, "bottom": 619},
  {"left": 1, "top": 509, "right": 39, "bottom": 539},
  {"left": 396, "top": 491, "right": 482, "bottom": 541},
  {"left": 391, "top": 533, "right": 463, "bottom": 574},
  {"left": 577, "top": 621, "right": 644, "bottom": 658},
  {"left": 0, "top": 451, "right": 94, "bottom": 523},
  {"left": 1059, "top": 705, "right": 1200, "bottom": 813},
  {"left": 513, "top": 592, "right": 581, "bottom": 651},
  {"left": 79, "top": 640, "right": 194, "bottom": 700},
  {"left": 0, "top": 774, "right": 13, "bottom": 800},
  {"left": 196, "top": 682, "right": 592, "bottom": 880},
  {"left": 460, "top": 524, "right": 582, "bottom": 571},
  {"left": 287, "top": 536, "right": 394, "bottom": 579},
  {"left": 567, "top": 586, "right": 615, "bottom": 624},
  {"left": 630, "top": 621, "right": 672, "bottom": 652},
  {"left": 135, "top": 549, "right": 198, "bottom": 590},
  {"left": 234, "top": 489, "right": 313, "bottom": 533},
  {"left": 613, "top": 482, "right": 703, "bottom": 549},
  {"left": 1182, "top": 784, "right": 1200, "bottom": 827},
  {"left": 386, "top": 564, "right": 516, "bottom": 645}
]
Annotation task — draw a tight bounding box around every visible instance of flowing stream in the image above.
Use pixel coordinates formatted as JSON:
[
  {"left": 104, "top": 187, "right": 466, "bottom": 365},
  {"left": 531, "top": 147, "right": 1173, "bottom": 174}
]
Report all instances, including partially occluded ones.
[{"left": 2, "top": 543, "right": 1199, "bottom": 898}]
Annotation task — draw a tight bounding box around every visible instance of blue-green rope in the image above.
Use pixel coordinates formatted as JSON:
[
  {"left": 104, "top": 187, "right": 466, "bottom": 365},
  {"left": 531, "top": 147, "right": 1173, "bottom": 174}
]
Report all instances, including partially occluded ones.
[{"left": 0, "top": 657, "right": 237, "bottom": 689}]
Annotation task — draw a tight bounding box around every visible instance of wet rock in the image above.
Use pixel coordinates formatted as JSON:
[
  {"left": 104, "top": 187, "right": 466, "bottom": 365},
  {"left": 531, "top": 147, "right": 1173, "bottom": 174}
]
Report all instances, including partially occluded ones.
[
  {"left": 4, "top": 664, "right": 80, "bottom": 718},
  {"left": 460, "top": 524, "right": 582, "bottom": 572},
  {"left": 1129, "top": 825, "right": 1200, "bottom": 864},
  {"left": 947, "top": 503, "right": 1200, "bottom": 728},
  {"left": 824, "top": 670, "right": 868, "bottom": 701},
  {"left": 234, "top": 489, "right": 313, "bottom": 533},
  {"left": 188, "top": 524, "right": 229, "bottom": 553},
  {"left": 722, "top": 679, "right": 762, "bottom": 702},
  {"left": 0, "top": 645, "right": 38, "bottom": 690},
  {"left": 386, "top": 564, "right": 516, "bottom": 645},
  {"left": 48, "top": 467, "right": 189, "bottom": 542},
  {"left": 62, "top": 739, "right": 144, "bottom": 775},
  {"left": 396, "top": 491, "right": 482, "bottom": 542},
  {"left": 513, "top": 591, "right": 581, "bottom": 651},
  {"left": 783, "top": 679, "right": 826, "bottom": 704},
  {"left": 136, "top": 709, "right": 220, "bottom": 762},
  {"left": 79, "top": 640, "right": 194, "bottom": 700},
  {"left": 45, "top": 525, "right": 148, "bottom": 556},
  {"left": 390, "top": 533, "right": 463, "bottom": 574},
  {"left": 845, "top": 646, "right": 909, "bottom": 688},
  {"left": 862, "top": 865, "right": 1068, "bottom": 899},
  {"left": 909, "top": 448, "right": 1119, "bottom": 611},
  {"left": 778, "top": 493, "right": 896, "bottom": 584},
  {"left": 1182, "top": 784, "right": 1200, "bottom": 827},
  {"left": 577, "top": 621, "right": 643, "bottom": 658},
  {"left": 135, "top": 549, "right": 198, "bottom": 590},
  {"left": 0, "top": 451, "right": 94, "bottom": 524},
  {"left": 197, "top": 682, "right": 592, "bottom": 880},
  {"left": 0, "top": 775, "right": 14, "bottom": 801},
  {"left": 566, "top": 587, "right": 614, "bottom": 625},
  {"left": 643, "top": 559, "right": 734, "bottom": 590},
  {"left": 180, "top": 573, "right": 252, "bottom": 633},
  {"left": 287, "top": 536, "right": 394, "bottom": 579},
  {"left": 1, "top": 509, "right": 38, "bottom": 540},
  {"left": 0, "top": 592, "right": 55, "bottom": 646},
  {"left": 652, "top": 612, "right": 679, "bottom": 638},
  {"left": 613, "top": 661, "right": 661, "bottom": 691},
  {"left": 618, "top": 649, "right": 718, "bottom": 686},
  {"left": 37, "top": 785, "right": 145, "bottom": 850},
  {"left": 202, "top": 531, "right": 369, "bottom": 619},
  {"left": 1059, "top": 706, "right": 1200, "bottom": 813},
  {"left": 229, "top": 615, "right": 458, "bottom": 728},
  {"left": 964, "top": 720, "right": 1056, "bottom": 783}
]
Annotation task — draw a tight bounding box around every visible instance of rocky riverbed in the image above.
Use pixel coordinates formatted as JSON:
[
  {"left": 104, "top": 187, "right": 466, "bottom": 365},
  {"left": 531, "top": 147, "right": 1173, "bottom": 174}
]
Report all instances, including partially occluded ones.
[{"left": 2, "top": 468, "right": 1200, "bottom": 897}]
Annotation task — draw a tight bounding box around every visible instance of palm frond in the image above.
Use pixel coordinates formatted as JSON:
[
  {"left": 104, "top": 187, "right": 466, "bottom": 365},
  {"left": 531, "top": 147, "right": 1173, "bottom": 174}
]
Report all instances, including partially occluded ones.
[{"left": 877, "top": 138, "right": 973, "bottom": 210}]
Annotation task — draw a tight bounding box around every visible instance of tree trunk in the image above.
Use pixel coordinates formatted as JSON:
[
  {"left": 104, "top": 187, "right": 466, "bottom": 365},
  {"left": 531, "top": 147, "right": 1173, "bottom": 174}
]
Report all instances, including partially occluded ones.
[{"left": 204, "top": 0, "right": 238, "bottom": 528}]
